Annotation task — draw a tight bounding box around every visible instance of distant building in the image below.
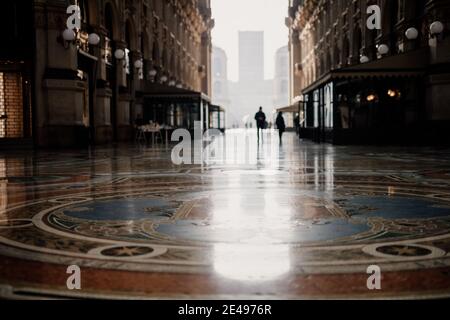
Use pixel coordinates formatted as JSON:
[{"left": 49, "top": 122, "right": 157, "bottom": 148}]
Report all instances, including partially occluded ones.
[
  {"left": 273, "top": 46, "right": 292, "bottom": 127},
  {"left": 239, "top": 31, "right": 264, "bottom": 82},
  {"left": 212, "top": 46, "right": 230, "bottom": 128},
  {"left": 230, "top": 31, "right": 273, "bottom": 128},
  {"left": 273, "top": 46, "right": 290, "bottom": 109}
]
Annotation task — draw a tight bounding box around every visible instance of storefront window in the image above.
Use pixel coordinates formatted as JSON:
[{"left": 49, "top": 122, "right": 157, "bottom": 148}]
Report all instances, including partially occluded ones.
[
  {"left": 338, "top": 95, "right": 350, "bottom": 129},
  {"left": 324, "top": 83, "right": 334, "bottom": 128},
  {"left": 0, "top": 73, "right": 5, "bottom": 137},
  {"left": 167, "top": 104, "right": 175, "bottom": 126},
  {"left": 313, "top": 90, "right": 319, "bottom": 128},
  {"left": 0, "top": 72, "right": 24, "bottom": 138},
  {"left": 176, "top": 105, "right": 183, "bottom": 127}
]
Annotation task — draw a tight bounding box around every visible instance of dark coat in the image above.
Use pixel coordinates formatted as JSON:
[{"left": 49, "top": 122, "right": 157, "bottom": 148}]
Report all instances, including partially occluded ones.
[
  {"left": 276, "top": 115, "right": 286, "bottom": 132},
  {"left": 255, "top": 111, "right": 266, "bottom": 128}
]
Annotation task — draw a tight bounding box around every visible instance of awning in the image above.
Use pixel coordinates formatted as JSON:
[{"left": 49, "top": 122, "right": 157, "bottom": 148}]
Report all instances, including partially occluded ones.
[
  {"left": 140, "top": 83, "right": 211, "bottom": 103},
  {"left": 276, "top": 104, "right": 299, "bottom": 113},
  {"left": 302, "top": 48, "right": 428, "bottom": 94},
  {"left": 209, "top": 104, "right": 225, "bottom": 112}
]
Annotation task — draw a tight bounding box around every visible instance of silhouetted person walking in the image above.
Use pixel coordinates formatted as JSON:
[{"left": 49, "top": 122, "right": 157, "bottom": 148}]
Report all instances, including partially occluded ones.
[
  {"left": 254, "top": 107, "right": 266, "bottom": 141},
  {"left": 294, "top": 114, "right": 300, "bottom": 136},
  {"left": 276, "top": 112, "right": 286, "bottom": 145}
]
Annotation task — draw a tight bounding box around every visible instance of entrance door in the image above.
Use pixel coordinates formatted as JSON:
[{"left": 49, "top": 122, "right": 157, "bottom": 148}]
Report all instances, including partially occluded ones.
[
  {"left": 0, "top": 1, "right": 34, "bottom": 143},
  {"left": 0, "top": 71, "right": 32, "bottom": 140}
]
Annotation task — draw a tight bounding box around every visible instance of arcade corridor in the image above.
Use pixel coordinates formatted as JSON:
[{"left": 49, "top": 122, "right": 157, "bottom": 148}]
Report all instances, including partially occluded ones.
[{"left": 0, "top": 132, "right": 450, "bottom": 299}]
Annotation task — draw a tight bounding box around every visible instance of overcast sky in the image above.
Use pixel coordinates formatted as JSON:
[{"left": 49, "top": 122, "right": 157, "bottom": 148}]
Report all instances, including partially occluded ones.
[{"left": 211, "top": 0, "right": 289, "bottom": 82}]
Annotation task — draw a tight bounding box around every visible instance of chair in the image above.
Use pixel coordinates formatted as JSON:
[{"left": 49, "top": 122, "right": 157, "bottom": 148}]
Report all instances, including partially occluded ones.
[
  {"left": 148, "top": 123, "right": 163, "bottom": 145},
  {"left": 135, "top": 125, "right": 147, "bottom": 143}
]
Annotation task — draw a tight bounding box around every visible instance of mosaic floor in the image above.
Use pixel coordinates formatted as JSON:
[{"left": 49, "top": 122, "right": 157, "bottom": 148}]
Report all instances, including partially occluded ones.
[{"left": 1, "top": 131, "right": 450, "bottom": 299}]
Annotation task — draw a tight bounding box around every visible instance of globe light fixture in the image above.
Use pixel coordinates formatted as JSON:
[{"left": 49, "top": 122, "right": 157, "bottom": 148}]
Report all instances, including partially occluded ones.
[
  {"left": 360, "top": 55, "right": 369, "bottom": 64},
  {"left": 378, "top": 44, "right": 389, "bottom": 55},
  {"left": 88, "top": 33, "right": 101, "bottom": 46},
  {"left": 169, "top": 80, "right": 176, "bottom": 86},
  {"left": 387, "top": 89, "right": 401, "bottom": 99},
  {"left": 430, "top": 21, "right": 444, "bottom": 36},
  {"left": 114, "top": 49, "right": 125, "bottom": 60},
  {"left": 366, "top": 94, "right": 378, "bottom": 102},
  {"left": 405, "top": 27, "right": 419, "bottom": 40},
  {"left": 134, "top": 60, "right": 143, "bottom": 69},
  {"left": 160, "top": 75, "right": 168, "bottom": 83},
  {"left": 62, "top": 29, "right": 76, "bottom": 42},
  {"left": 149, "top": 69, "right": 158, "bottom": 77}
]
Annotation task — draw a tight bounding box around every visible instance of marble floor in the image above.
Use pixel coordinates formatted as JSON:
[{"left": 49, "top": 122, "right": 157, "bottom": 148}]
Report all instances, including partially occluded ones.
[{"left": 1, "top": 131, "right": 450, "bottom": 299}]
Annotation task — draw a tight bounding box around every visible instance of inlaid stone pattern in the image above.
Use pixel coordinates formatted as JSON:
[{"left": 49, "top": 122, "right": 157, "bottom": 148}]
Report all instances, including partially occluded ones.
[{"left": 0, "top": 135, "right": 450, "bottom": 298}]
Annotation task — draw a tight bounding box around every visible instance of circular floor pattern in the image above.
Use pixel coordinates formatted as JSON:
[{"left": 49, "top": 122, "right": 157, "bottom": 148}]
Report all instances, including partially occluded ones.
[
  {"left": 1, "top": 140, "right": 450, "bottom": 298},
  {"left": 0, "top": 180, "right": 449, "bottom": 276}
]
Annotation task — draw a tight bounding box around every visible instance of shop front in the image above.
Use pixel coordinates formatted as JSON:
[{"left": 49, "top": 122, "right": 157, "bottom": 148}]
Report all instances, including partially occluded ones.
[
  {"left": 276, "top": 104, "right": 300, "bottom": 131},
  {"left": 0, "top": 2, "right": 34, "bottom": 147},
  {"left": 299, "top": 50, "right": 427, "bottom": 145},
  {"left": 209, "top": 105, "right": 225, "bottom": 132},
  {"left": 140, "top": 83, "right": 211, "bottom": 136}
]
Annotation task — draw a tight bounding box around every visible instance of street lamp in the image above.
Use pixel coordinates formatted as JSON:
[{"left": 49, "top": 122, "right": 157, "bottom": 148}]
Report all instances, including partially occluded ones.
[
  {"left": 378, "top": 44, "right": 389, "bottom": 55},
  {"left": 114, "top": 49, "right": 125, "bottom": 60},
  {"left": 387, "top": 89, "right": 401, "bottom": 99},
  {"left": 88, "top": 33, "right": 101, "bottom": 46},
  {"left": 134, "top": 60, "right": 143, "bottom": 69},
  {"left": 62, "top": 29, "right": 76, "bottom": 42},
  {"left": 430, "top": 21, "right": 444, "bottom": 36},
  {"left": 405, "top": 27, "right": 419, "bottom": 40},
  {"left": 366, "top": 94, "right": 378, "bottom": 102},
  {"left": 360, "top": 55, "right": 369, "bottom": 64},
  {"left": 62, "top": 30, "right": 101, "bottom": 47}
]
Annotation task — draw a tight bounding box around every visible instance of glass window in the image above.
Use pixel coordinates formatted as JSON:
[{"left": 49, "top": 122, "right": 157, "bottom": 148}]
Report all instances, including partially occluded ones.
[
  {"left": 314, "top": 90, "right": 319, "bottom": 128},
  {"left": 324, "top": 83, "right": 334, "bottom": 128}
]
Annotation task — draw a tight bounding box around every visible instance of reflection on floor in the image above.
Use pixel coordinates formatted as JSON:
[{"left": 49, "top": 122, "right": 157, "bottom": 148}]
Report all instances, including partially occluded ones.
[{"left": 1, "top": 131, "right": 450, "bottom": 299}]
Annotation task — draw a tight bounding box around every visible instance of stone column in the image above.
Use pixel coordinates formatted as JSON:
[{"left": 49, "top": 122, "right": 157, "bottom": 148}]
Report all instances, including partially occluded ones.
[
  {"left": 93, "top": 26, "right": 113, "bottom": 144},
  {"left": 35, "top": 2, "right": 89, "bottom": 147},
  {"left": 116, "top": 41, "right": 132, "bottom": 141},
  {"left": 426, "top": 1, "right": 450, "bottom": 128}
]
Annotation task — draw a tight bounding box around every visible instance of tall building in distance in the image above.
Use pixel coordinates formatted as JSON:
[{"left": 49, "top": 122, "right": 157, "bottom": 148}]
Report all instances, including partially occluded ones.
[
  {"left": 229, "top": 31, "right": 273, "bottom": 128},
  {"left": 273, "top": 45, "right": 292, "bottom": 127},
  {"left": 273, "top": 45, "right": 290, "bottom": 109},
  {"left": 238, "top": 31, "right": 264, "bottom": 82},
  {"left": 212, "top": 46, "right": 230, "bottom": 127}
]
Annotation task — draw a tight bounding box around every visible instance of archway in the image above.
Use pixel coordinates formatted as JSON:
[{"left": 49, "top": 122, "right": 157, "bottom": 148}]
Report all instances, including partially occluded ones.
[
  {"left": 353, "top": 27, "right": 362, "bottom": 61},
  {"left": 105, "top": 2, "right": 119, "bottom": 141},
  {"left": 0, "top": 1, "right": 33, "bottom": 142}
]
